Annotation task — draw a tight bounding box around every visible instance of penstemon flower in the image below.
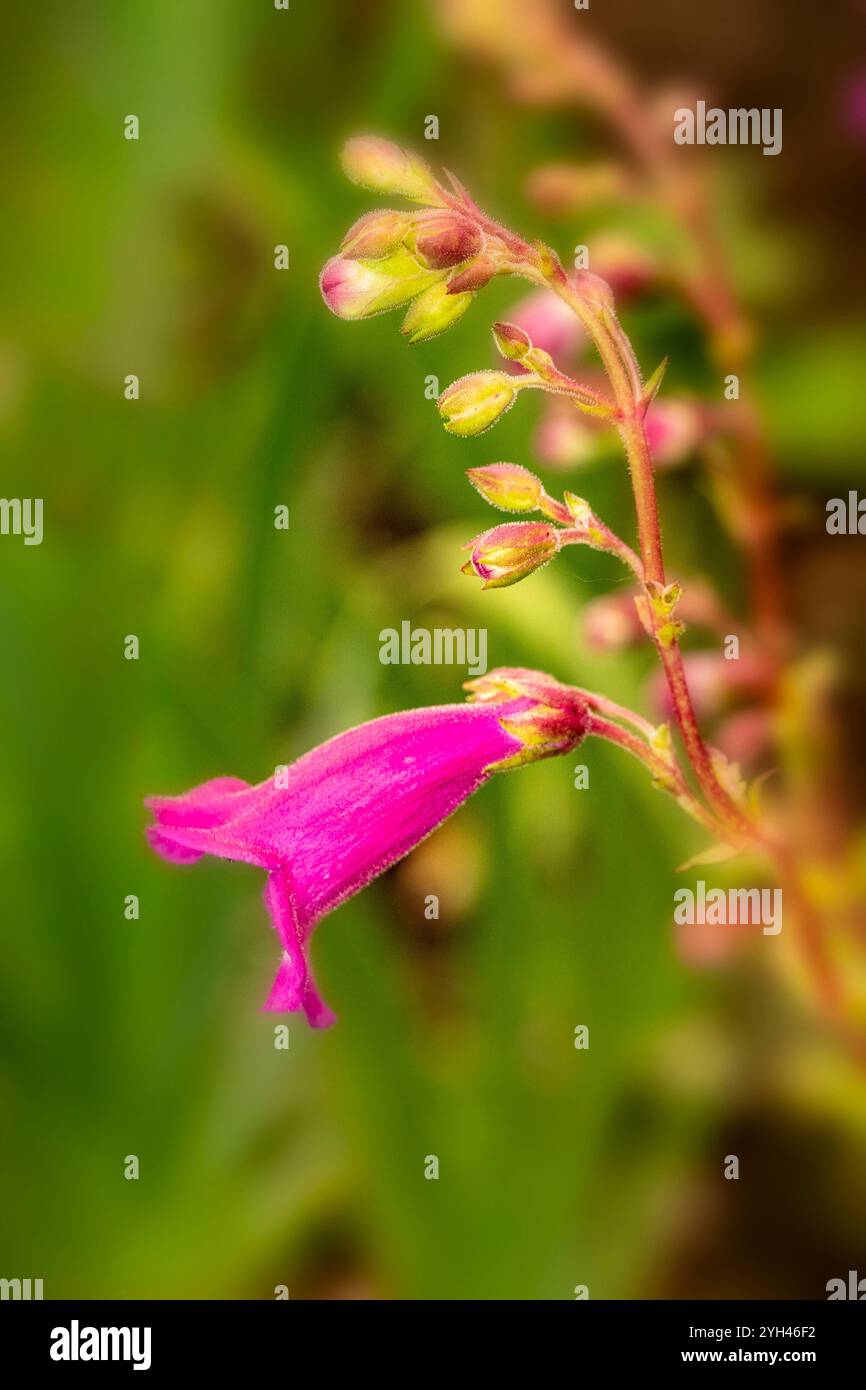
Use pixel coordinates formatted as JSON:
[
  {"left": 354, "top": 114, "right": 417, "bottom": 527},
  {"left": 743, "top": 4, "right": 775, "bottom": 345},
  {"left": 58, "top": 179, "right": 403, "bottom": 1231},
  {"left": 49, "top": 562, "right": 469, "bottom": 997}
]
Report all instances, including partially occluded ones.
[
  {"left": 150, "top": 127, "right": 853, "bottom": 1048},
  {"left": 146, "top": 676, "right": 590, "bottom": 1025}
]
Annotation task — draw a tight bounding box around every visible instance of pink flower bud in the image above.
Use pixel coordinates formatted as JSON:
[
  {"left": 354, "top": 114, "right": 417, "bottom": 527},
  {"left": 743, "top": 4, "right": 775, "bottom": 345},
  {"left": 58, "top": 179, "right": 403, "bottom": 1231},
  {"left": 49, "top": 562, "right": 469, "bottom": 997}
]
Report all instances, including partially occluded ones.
[
  {"left": 715, "top": 709, "right": 772, "bottom": 771},
  {"left": 571, "top": 270, "right": 616, "bottom": 313},
  {"left": 491, "top": 321, "right": 532, "bottom": 362},
  {"left": 467, "top": 462, "right": 544, "bottom": 513},
  {"left": 340, "top": 136, "right": 444, "bottom": 204},
  {"left": 411, "top": 211, "right": 483, "bottom": 269},
  {"left": 648, "top": 651, "right": 773, "bottom": 722},
  {"left": 320, "top": 251, "right": 438, "bottom": 321},
  {"left": 340, "top": 209, "right": 412, "bottom": 259},
  {"left": 462, "top": 521, "right": 559, "bottom": 588},
  {"left": 437, "top": 372, "right": 516, "bottom": 436},
  {"left": 446, "top": 257, "right": 498, "bottom": 294}
]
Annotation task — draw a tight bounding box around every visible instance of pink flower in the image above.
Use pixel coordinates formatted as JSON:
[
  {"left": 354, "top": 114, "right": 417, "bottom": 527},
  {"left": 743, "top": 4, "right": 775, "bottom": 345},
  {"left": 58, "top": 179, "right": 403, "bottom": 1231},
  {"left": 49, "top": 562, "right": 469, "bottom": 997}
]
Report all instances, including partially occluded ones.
[
  {"left": 146, "top": 678, "right": 589, "bottom": 1026},
  {"left": 648, "top": 650, "right": 773, "bottom": 722},
  {"left": 535, "top": 399, "right": 596, "bottom": 468},
  {"left": 643, "top": 399, "right": 705, "bottom": 469},
  {"left": 841, "top": 72, "right": 866, "bottom": 140}
]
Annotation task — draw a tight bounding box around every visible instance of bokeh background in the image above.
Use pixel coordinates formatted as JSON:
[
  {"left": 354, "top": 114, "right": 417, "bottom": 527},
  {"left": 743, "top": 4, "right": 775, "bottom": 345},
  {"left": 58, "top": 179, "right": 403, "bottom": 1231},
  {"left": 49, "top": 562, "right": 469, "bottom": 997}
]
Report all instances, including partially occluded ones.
[{"left": 2, "top": 0, "right": 866, "bottom": 1299}]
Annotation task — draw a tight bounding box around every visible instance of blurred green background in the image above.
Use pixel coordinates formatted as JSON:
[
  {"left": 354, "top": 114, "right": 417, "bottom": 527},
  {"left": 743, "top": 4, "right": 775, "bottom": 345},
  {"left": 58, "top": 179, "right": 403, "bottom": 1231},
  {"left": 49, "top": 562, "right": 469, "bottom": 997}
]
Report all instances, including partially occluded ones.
[{"left": 2, "top": 0, "right": 866, "bottom": 1299}]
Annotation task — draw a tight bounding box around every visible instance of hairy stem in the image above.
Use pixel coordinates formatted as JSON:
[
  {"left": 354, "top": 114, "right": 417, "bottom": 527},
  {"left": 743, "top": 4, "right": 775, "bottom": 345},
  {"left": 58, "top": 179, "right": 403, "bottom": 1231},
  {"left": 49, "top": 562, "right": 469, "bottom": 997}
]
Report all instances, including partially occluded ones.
[
  {"left": 533, "top": 260, "right": 751, "bottom": 834},
  {"left": 587, "top": 713, "right": 724, "bottom": 840}
]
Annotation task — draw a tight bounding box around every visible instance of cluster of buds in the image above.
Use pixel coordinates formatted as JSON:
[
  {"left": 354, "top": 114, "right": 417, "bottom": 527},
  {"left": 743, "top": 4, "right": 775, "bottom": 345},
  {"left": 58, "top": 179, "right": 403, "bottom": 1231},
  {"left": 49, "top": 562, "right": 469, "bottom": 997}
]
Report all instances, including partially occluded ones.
[
  {"left": 461, "top": 461, "right": 641, "bottom": 589},
  {"left": 319, "top": 137, "right": 535, "bottom": 343},
  {"left": 316, "top": 137, "right": 779, "bottom": 874},
  {"left": 435, "top": 317, "right": 615, "bottom": 441},
  {"left": 493, "top": 288, "right": 706, "bottom": 472}
]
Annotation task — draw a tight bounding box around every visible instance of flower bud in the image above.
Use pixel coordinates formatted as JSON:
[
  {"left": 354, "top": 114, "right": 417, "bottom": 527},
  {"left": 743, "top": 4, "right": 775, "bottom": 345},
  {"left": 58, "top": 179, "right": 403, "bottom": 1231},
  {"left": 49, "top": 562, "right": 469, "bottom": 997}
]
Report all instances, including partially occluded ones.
[
  {"left": 466, "top": 463, "right": 544, "bottom": 513},
  {"left": 320, "top": 250, "right": 438, "bottom": 321},
  {"left": 410, "top": 212, "right": 483, "bottom": 269},
  {"left": 445, "top": 257, "right": 498, "bottom": 294},
  {"left": 492, "top": 321, "right": 532, "bottom": 362},
  {"left": 401, "top": 281, "right": 473, "bottom": 344},
  {"left": 437, "top": 372, "right": 516, "bottom": 436},
  {"left": 462, "top": 521, "right": 559, "bottom": 589},
  {"left": 340, "top": 209, "right": 412, "bottom": 260},
  {"left": 465, "top": 667, "right": 591, "bottom": 769},
  {"left": 340, "top": 136, "right": 445, "bottom": 205}
]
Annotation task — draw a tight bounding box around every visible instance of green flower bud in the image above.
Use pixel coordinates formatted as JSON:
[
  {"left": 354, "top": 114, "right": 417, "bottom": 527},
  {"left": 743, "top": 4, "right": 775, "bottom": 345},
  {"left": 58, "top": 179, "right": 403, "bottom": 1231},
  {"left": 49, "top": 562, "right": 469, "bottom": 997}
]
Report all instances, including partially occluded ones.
[
  {"left": 492, "top": 321, "right": 532, "bottom": 362},
  {"left": 401, "top": 282, "right": 473, "bottom": 344},
  {"left": 437, "top": 372, "right": 517, "bottom": 437},
  {"left": 340, "top": 136, "right": 445, "bottom": 205},
  {"left": 466, "top": 463, "right": 544, "bottom": 513},
  {"left": 341, "top": 210, "right": 412, "bottom": 260}
]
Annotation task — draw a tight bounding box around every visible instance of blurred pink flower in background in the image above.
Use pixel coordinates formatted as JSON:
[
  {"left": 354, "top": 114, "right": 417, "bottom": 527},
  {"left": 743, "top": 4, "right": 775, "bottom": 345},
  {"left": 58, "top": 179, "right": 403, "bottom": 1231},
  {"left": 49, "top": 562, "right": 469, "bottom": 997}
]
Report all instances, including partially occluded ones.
[
  {"left": 644, "top": 398, "right": 706, "bottom": 469},
  {"left": 841, "top": 71, "right": 866, "bottom": 139},
  {"left": 649, "top": 649, "right": 773, "bottom": 724},
  {"left": 505, "top": 288, "right": 585, "bottom": 366}
]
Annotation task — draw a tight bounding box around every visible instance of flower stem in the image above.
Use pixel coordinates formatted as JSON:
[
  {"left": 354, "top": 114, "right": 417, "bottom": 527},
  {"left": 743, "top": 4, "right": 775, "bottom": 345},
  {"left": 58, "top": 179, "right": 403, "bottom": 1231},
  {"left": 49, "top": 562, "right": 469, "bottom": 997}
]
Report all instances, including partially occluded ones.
[
  {"left": 533, "top": 258, "right": 753, "bottom": 836},
  {"left": 586, "top": 712, "right": 724, "bottom": 840}
]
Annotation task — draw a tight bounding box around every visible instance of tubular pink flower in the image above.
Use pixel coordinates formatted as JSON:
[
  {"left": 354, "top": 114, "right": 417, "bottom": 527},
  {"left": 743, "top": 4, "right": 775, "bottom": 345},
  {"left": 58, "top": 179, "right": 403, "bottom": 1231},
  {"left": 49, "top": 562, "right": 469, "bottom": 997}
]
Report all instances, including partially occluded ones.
[{"left": 146, "top": 686, "right": 589, "bottom": 1026}]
